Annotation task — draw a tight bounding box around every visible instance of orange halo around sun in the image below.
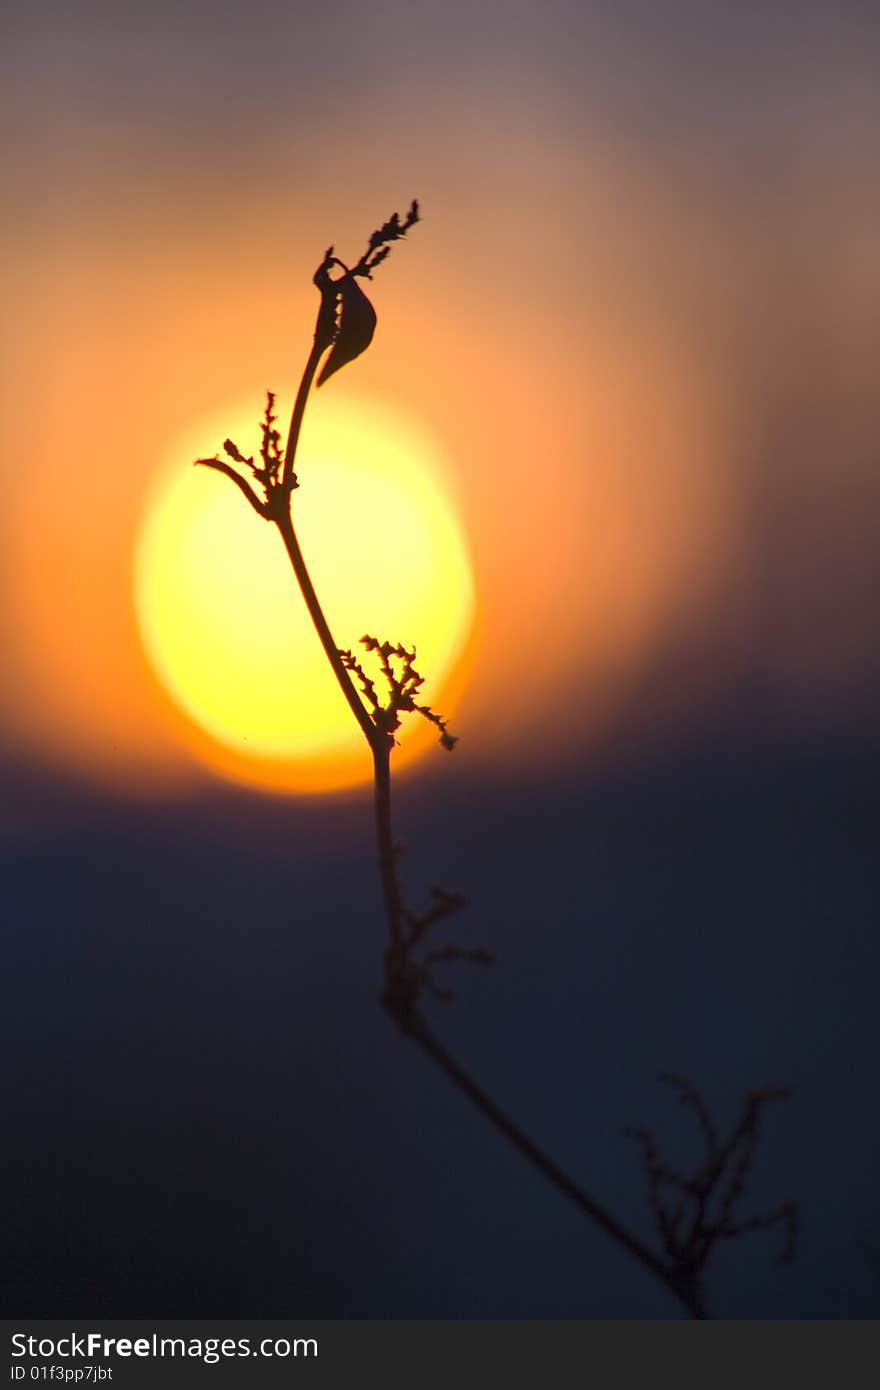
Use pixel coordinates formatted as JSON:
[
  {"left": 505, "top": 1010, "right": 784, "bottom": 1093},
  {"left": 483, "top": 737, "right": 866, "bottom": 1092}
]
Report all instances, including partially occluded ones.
[{"left": 134, "top": 393, "right": 477, "bottom": 794}]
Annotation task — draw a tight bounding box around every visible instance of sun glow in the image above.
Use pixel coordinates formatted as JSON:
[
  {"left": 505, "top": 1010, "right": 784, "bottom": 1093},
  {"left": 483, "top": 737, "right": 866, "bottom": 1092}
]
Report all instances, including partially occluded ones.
[{"left": 134, "top": 394, "right": 476, "bottom": 793}]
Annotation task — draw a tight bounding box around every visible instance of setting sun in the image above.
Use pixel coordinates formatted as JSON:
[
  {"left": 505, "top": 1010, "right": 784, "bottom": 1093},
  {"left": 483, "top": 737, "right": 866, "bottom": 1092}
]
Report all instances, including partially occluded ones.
[{"left": 134, "top": 393, "right": 476, "bottom": 793}]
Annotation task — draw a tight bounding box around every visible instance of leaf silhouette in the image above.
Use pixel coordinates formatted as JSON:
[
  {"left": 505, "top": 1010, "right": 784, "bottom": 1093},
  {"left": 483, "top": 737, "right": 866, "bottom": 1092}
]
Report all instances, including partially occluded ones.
[{"left": 316, "top": 276, "right": 377, "bottom": 387}]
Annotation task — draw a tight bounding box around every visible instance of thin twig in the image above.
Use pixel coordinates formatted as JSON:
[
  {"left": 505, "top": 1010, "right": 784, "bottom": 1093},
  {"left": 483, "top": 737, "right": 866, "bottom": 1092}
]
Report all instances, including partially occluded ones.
[
  {"left": 282, "top": 338, "right": 326, "bottom": 491},
  {"left": 193, "top": 457, "right": 269, "bottom": 517},
  {"left": 274, "top": 508, "right": 375, "bottom": 746},
  {"left": 401, "top": 1013, "right": 705, "bottom": 1313}
]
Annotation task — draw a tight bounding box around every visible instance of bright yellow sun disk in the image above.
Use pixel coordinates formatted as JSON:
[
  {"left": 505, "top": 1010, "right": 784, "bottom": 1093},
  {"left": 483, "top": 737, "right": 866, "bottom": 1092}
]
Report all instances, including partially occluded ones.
[{"left": 134, "top": 394, "right": 475, "bottom": 793}]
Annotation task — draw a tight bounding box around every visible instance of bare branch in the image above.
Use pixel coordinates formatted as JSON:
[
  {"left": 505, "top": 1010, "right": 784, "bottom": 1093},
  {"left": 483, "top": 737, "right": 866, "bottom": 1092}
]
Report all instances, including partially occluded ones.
[
  {"left": 194, "top": 457, "right": 270, "bottom": 518},
  {"left": 627, "top": 1077, "right": 794, "bottom": 1283},
  {"left": 659, "top": 1071, "right": 719, "bottom": 1161}
]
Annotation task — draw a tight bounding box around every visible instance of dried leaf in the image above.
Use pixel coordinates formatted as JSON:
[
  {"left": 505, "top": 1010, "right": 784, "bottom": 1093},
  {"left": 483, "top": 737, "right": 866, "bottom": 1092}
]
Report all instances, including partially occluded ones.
[{"left": 316, "top": 277, "right": 377, "bottom": 387}]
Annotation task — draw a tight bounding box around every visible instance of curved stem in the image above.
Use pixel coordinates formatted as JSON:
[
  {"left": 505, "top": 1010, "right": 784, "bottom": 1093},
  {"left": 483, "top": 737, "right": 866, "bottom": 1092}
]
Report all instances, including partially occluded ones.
[
  {"left": 194, "top": 457, "right": 269, "bottom": 517},
  {"left": 274, "top": 287, "right": 376, "bottom": 748},
  {"left": 401, "top": 1013, "right": 706, "bottom": 1317},
  {"left": 275, "top": 510, "right": 375, "bottom": 748},
  {"left": 282, "top": 338, "right": 325, "bottom": 489}
]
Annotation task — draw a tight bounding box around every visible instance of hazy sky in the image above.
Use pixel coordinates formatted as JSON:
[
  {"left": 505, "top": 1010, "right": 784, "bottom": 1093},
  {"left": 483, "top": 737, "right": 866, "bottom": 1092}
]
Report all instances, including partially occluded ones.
[{"left": 3, "top": 0, "right": 879, "bottom": 792}]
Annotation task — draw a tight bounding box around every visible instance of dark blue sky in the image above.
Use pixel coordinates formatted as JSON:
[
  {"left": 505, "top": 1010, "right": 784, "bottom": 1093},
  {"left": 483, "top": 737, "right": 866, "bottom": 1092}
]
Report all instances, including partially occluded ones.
[{"left": 3, "top": 713, "right": 879, "bottom": 1318}]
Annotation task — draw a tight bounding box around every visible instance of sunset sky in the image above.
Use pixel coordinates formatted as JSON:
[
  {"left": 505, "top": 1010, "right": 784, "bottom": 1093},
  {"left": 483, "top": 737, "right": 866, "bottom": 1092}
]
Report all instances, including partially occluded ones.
[{"left": 3, "top": 0, "right": 879, "bottom": 1318}]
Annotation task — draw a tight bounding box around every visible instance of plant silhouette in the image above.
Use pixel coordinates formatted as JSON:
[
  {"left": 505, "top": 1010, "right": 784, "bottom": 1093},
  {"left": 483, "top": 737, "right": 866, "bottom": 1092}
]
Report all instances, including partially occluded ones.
[{"left": 196, "top": 203, "right": 794, "bottom": 1319}]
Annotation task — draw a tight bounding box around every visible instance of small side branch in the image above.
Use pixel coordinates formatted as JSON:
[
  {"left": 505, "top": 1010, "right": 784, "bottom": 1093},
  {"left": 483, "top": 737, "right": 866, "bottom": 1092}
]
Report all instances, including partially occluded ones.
[
  {"left": 625, "top": 1076, "right": 795, "bottom": 1281},
  {"left": 194, "top": 457, "right": 270, "bottom": 518}
]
